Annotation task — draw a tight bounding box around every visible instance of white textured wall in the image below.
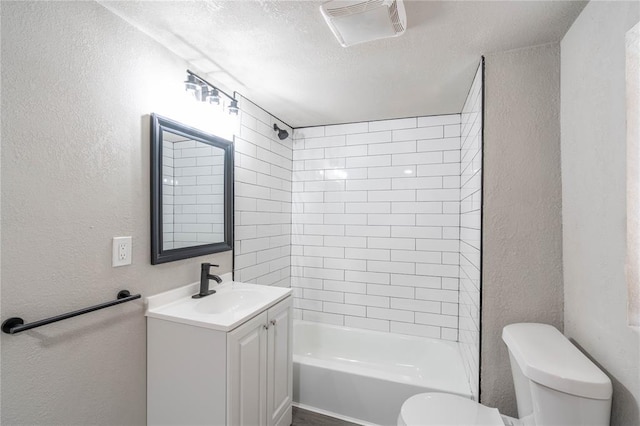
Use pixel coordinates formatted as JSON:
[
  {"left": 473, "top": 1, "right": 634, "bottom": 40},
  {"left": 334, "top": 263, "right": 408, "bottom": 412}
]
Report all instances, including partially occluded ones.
[
  {"left": 233, "top": 95, "right": 292, "bottom": 287},
  {"left": 291, "top": 116, "right": 463, "bottom": 339},
  {"left": 0, "top": 0, "right": 3, "bottom": 418},
  {"left": 459, "top": 62, "right": 483, "bottom": 401},
  {"left": 561, "top": 2, "right": 640, "bottom": 425},
  {"left": 628, "top": 21, "right": 640, "bottom": 328},
  {"left": 162, "top": 139, "right": 176, "bottom": 248},
  {"left": 1, "top": 2, "right": 232, "bottom": 424},
  {"left": 482, "top": 43, "right": 563, "bottom": 416}
]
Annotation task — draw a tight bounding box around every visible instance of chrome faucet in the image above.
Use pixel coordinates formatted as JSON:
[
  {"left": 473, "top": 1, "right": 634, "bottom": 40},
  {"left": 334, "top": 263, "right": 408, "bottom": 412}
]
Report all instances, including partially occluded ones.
[{"left": 192, "top": 263, "right": 222, "bottom": 299}]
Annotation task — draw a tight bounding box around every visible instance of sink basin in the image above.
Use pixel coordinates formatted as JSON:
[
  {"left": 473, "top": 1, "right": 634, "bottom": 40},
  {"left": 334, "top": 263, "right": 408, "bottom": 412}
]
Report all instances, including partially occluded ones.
[
  {"left": 145, "top": 277, "right": 292, "bottom": 332},
  {"left": 194, "top": 290, "right": 265, "bottom": 314}
]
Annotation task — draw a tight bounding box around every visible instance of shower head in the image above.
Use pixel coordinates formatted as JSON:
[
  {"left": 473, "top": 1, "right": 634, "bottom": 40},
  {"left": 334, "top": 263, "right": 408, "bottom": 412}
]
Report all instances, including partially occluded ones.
[{"left": 273, "top": 124, "right": 289, "bottom": 140}]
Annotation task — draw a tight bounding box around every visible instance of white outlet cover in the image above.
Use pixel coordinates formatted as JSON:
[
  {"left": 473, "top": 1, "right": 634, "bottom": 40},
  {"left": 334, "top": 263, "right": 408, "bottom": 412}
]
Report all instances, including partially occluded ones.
[{"left": 112, "top": 236, "right": 132, "bottom": 267}]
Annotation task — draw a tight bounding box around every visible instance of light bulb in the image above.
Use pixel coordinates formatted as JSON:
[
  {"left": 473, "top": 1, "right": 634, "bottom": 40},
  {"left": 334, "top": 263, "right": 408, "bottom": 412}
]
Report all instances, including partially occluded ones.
[
  {"left": 184, "top": 74, "right": 200, "bottom": 98},
  {"left": 228, "top": 99, "right": 239, "bottom": 115},
  {"left": 207, "top": 88, "right": 220, "bottom": 105}
]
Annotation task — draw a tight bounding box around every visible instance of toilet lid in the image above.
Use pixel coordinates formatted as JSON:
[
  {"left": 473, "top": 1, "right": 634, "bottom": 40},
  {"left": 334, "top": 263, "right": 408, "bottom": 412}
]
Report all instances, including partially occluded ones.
[{"left": 399, "top": 393, "right": 504, "bottom": 426}]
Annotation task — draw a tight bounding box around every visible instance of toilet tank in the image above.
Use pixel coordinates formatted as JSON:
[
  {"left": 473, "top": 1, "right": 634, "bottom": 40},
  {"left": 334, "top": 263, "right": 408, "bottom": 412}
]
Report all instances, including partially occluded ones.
[{"left": 502, "top": 323, "right": 612, "bottom": 426}]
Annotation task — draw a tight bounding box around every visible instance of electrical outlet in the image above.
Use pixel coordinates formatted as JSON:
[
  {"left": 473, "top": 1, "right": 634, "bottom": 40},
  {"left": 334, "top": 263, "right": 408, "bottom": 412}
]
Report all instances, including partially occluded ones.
[{"left": 112, "top": 236, "right": 132, "bottom": 267}]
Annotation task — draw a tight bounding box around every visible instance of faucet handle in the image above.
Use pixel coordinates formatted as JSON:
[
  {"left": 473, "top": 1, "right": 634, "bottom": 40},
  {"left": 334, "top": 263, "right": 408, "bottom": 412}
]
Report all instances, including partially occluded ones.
[{"left": 201, "top": 263, "right": 220, "bottom": 271}]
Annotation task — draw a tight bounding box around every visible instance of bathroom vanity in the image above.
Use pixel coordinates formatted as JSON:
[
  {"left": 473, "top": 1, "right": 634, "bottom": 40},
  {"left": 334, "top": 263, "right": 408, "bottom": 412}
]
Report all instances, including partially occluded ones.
[{"left": 146, "top": 276, "right": 293, "bottom": 426}]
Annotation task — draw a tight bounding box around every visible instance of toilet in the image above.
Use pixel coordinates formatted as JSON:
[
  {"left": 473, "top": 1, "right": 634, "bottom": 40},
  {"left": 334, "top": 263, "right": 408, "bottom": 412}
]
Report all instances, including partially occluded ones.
[{"left": 398, "top": 323, "right": 613, "bottom": 426}]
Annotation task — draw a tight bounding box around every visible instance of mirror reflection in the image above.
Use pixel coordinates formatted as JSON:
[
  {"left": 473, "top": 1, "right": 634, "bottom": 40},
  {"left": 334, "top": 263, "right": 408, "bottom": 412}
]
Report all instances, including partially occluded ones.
[
  {"left": 162, "top": 131, "right": 226, "bottom": 249},
  {"left": 151, "top": 114, "right": 233, "bottom": 264}
]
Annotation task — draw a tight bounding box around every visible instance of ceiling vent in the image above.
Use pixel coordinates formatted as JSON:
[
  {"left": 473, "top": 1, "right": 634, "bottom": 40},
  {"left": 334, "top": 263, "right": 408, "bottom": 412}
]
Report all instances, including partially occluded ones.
[{"left": 320, "top": 0, "right": 407, "bottom": 47}]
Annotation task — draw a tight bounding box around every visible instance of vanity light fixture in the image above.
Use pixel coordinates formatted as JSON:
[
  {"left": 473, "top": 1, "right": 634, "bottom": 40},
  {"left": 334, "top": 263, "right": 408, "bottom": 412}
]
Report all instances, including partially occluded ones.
[{"left": 184, "top": 70, "right": 239, "bottom": 115}]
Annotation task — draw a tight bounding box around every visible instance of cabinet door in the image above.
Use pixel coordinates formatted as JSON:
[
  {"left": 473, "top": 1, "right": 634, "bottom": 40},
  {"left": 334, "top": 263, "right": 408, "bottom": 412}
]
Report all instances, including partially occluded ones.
[
  {"left": 227, "top": 311, "right": 268, "bottom": 426},
  {"left": 266, "top": 298, "right": 293, "bottom": 426}
]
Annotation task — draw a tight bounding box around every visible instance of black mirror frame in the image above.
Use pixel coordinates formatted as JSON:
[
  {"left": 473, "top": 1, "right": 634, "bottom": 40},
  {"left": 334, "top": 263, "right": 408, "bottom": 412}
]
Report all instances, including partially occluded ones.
[{"left": 150, "top": 113, "right": 234, "bottom": 265}]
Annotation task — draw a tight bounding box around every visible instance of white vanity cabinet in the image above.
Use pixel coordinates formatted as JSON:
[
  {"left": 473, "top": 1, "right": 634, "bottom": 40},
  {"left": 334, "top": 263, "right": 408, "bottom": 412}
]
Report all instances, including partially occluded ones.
[
  {"left": 146, "top": 282, "right": 292, "bottom": 426},
  {"left": 227, "top": 299, "right": 293, "bottom": 426}
]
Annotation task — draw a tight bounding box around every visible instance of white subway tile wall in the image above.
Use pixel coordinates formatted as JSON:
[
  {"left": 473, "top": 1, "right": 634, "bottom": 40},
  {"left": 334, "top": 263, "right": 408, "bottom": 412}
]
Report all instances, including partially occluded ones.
[
  {"left": 234, "top": 96, "right": 292, "bottom": 287},
  {"left": 459, "top": 63, "right": 483, "bottom": 400},
  {"left": 175, "top": 143, "right": 225, "bottom": 248},
  {"left": 232, "top": 88, "right": 481, "bottom": 395},
  {"left": 162, "top": 138, "right": 225, "bottom": 249},
  {"left": 291, "top": 114, "right": 462, "bottom": 340}
]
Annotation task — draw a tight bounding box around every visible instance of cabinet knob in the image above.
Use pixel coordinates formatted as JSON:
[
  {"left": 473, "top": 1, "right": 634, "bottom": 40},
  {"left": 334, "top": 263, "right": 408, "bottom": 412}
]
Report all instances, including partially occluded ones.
[
  {"left": 270, "top": 319, "right": 277, "bottom": 326},
  {"left": 263, "top": 324, "right": 269, "bottom": 330}
]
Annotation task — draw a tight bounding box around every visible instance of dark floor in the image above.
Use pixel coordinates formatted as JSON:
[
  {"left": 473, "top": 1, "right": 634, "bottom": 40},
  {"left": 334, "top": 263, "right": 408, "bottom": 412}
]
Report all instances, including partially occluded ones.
[{"left": 292, "top": 406, "right": 362, "bottom": 426}]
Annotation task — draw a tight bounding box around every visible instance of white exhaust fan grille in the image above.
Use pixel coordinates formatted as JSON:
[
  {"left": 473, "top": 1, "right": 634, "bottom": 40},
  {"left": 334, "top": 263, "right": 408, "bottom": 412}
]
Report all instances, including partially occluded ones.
[{"left": 320, "top": 0, "right": 407, "bottom": 47}]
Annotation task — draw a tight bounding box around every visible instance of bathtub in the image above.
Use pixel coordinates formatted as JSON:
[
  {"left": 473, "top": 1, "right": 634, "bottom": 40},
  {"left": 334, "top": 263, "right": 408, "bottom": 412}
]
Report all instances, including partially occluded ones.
[{"left": 293, "top": 320, "right": 472, "bottom": 426}]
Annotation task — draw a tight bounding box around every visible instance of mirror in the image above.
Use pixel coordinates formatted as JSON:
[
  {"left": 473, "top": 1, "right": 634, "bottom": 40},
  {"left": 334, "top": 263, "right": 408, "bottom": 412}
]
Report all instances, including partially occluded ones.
[{"left": 150, "top": 113, "right": 234, "bottom": 264}]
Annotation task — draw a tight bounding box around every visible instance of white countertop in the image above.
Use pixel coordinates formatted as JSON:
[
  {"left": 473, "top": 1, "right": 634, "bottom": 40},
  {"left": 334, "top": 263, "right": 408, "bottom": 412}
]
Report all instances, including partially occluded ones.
[{"left": 146, "top": 274, "right": 292, "bottom": 332}]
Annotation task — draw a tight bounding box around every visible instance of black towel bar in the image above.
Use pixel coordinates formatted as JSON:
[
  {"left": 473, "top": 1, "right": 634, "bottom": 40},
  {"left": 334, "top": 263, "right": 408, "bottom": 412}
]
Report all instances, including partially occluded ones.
[{"left": 1, "top": 290, "right": 141, "bottom": 334}]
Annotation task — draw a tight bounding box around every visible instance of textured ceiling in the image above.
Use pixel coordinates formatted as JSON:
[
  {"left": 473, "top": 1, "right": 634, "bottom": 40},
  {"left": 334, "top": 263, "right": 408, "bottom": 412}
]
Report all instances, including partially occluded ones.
[{"left": 99, "top": 0, "right": 586, "bottom": 128}]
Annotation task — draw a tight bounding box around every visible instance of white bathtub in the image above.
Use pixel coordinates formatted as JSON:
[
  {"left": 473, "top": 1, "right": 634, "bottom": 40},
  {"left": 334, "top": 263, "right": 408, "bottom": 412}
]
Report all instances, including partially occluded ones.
[{"left": 293, "top": 320, "right": 472, "bottom": 426}]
